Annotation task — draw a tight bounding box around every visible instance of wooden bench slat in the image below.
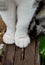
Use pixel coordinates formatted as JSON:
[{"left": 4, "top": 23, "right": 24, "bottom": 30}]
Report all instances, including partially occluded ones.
[
  {"left": 1, "top": 40, "right": 40, "bottom": 65},
  {"left": 0, "top": 62, "right": 2, "bottom": 65},
  {"left": 35, "top": 42, "right": 40, "bottom": 65},
  {"left": 14, "top": 40, "right": 35, "bottom": 65},
  {"left": 3, "top": 44, "right": 15, "bottom": 65}
]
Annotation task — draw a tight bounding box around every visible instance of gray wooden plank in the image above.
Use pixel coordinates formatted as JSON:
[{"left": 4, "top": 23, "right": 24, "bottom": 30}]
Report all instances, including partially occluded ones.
[
  {"left": 14, "top": 40, "right": 35, "bottom": 65},
  {"left": 35, "top": 41, "right": 40, "bottom": 65},
  {"left": 3, "top": 44, "right": 15, "bottom": 65},
  {"left": 1, "top": 40, "right": 40, "bottom": 65}
]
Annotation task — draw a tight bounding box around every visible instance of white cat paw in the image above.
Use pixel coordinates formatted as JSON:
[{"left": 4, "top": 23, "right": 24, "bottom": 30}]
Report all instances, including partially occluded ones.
[
  {"left": 15, "top": 34, "right": 30, "bottom": 48},
  {"left": 3, "top": 30, "right": 15, "bottom": 44}
]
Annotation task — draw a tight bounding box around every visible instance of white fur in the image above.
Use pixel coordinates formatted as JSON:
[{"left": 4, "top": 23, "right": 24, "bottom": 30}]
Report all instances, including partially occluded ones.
[
  {"left": 3, "top": 30, "right": 15, "bottom": 44},
  {"left": 0, "top": 0, "right": 16, "bottom": 44},
  {"left": 15, "top": 0, "right": 39, "bottom": 48},
  {"left": 0, "top": 0, "right": 40, "bottom": 47},
  {"left": 15, "top": 0, "right": 22, "bottom": 5},
  {"left": 15, "top": 32, "right": 30, "bottom": 48},
  {"left": 0, "top": 0, "right": 8, "bottom": 10}
]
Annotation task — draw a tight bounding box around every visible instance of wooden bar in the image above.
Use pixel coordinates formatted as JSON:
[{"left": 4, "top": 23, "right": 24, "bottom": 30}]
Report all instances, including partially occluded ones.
[
  {"left": 0, "top": 41, "right": 40, "bottom": 65},
  {"left": 14, "top": 40, "right": 35, "bottom": 65},
  {"left": 35, "top": 41, "right": 40, "bottom": 65},
  {"left": 2, "top": 44, "right": 15, "bottom": 65}
]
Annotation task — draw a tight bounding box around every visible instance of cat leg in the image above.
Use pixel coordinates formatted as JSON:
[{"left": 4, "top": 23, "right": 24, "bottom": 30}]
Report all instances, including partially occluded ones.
[
  {"left": 0, "top": 1, "right": 16, "bottom": 44},
  {"left": 15, "top": 0, "right": 38, "bottom": 48}
]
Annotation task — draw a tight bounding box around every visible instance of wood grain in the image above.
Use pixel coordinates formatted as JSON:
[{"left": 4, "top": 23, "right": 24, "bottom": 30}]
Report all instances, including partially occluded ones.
[
  {"left": 14, "top": 40, "right": 36, "bottom": 65},
  {"left": 3, "top": 44, "right": 15, "bottom": 65},
  {"left": 0, "top": 40, "right": 40, "bottom": 65}
]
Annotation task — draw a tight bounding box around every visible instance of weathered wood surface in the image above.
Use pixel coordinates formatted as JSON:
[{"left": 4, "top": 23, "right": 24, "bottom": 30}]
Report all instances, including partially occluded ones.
[
  {"left": 35, "top": 41, "right": 40, "bottom": 65},
  {"left": 14, "top": 41, "right": 35, "bottom": 65},
  {"left": 2, "top": 44, "right": 15, "bottom": 65},
  {"left": 0, "top": 40, "right": 40, "bottom": 65}
]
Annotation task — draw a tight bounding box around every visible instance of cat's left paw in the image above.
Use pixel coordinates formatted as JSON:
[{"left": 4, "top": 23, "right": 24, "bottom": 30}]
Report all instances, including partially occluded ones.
[{"left": 15, "top": 34, "right": 30, "bottom": 48}]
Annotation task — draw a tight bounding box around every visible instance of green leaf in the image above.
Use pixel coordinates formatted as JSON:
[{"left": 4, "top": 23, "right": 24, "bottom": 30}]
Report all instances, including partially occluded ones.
[{"left": 38, "top": 35, "right": 45, "bottom": 60}]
